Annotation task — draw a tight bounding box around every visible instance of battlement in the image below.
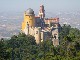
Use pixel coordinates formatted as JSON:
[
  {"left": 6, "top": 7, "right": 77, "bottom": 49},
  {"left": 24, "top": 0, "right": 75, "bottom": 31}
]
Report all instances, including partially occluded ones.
[{"left": 45, "top": 18, "right": 59, "bottom": 23}]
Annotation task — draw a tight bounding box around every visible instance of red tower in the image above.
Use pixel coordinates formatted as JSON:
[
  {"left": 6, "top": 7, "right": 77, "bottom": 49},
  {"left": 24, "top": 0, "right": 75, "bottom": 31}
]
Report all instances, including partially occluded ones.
[{"left": 38, "top": 5, "right": 45, "bottom": 19}]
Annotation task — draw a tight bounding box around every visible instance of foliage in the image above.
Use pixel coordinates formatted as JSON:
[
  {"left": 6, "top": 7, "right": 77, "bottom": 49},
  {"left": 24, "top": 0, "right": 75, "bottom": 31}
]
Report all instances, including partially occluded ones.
[{"left": 0, "top": 25, "right": 80, "bottom": 60}]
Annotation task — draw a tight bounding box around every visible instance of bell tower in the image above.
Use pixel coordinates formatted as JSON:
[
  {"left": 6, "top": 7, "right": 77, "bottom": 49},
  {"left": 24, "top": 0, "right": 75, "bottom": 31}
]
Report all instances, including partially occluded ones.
[{"left": 38, "top": 5, "right": 45, "bottom": 19}]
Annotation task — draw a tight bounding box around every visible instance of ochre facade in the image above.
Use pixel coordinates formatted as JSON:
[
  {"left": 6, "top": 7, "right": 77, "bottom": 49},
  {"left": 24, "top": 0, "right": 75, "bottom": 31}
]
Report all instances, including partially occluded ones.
[{"left": 21, "top": 9, "right": 35, "bottom": 31}]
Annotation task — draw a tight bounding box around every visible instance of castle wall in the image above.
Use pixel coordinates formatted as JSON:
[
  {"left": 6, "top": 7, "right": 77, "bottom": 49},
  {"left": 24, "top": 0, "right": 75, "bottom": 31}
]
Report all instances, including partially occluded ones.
[
  {"left": 52, "top": 29, "right": 59, "bottom": 46},
  {"left": 41, "top": 31, "right": 44, "bottom": 42},
  {"left": 34, "top": 27, "right": 41, "bottom": 44},
  {"left": 29, "top": 27, "right": 35, "bottom": 36}
]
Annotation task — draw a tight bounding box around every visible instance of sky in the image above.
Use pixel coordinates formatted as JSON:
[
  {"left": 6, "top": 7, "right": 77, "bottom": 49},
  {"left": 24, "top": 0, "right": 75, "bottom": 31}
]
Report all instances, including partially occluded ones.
[{"left": 0, "top": 0, "right": 80, "bottom": 13}]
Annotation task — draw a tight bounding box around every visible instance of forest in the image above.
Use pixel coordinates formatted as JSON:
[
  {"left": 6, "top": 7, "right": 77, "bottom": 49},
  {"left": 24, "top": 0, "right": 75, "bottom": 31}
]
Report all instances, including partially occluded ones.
[{"left": 0, "top": 24, "right": 80, "bottom": 60}]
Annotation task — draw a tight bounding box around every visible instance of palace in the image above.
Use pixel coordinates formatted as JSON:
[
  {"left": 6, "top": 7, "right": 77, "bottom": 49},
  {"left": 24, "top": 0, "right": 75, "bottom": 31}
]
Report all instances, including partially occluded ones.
[{"left": 21, "top": 5, "right": 61, "bottom": 46}]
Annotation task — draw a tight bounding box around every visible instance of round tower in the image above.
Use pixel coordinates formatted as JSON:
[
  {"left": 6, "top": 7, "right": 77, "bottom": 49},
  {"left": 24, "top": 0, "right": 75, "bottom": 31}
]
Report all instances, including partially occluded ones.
[
  {"left": 24, "top": 8, "right": 35, "bottom": 27},
  {"left": 21, "top": 8, "right": 35, "bottom": 34}
]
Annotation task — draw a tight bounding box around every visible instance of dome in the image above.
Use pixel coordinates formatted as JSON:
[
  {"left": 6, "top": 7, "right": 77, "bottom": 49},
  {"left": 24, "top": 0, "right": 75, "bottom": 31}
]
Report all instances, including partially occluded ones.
[{"left": 26, "top": 8, "right": 34, "bottom": 15}]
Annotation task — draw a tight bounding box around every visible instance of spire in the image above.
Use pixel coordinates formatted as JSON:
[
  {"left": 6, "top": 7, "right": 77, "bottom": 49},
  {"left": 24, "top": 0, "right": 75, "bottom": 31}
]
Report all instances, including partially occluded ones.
[{"left": 38, "top": 5, "right": 45, "bottom": 19}]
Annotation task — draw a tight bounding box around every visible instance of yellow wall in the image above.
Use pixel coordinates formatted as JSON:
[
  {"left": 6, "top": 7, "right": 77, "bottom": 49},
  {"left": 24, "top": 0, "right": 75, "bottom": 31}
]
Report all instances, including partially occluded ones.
[
  {"left": 21, "top": 21, "right": 26, "bottom": 31},
  {"left": 21, "top": 12, "right": 35, "bottom": 31}
]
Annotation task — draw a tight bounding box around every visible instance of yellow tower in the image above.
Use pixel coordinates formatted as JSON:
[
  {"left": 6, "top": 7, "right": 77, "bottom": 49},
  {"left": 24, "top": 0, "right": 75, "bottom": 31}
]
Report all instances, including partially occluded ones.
[{"left": 21, "top": 8, "right": 35, "bottom": 32}]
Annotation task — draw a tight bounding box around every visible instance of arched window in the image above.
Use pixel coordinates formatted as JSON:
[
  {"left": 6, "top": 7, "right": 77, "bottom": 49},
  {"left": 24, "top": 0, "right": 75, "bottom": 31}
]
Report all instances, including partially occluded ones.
[{"left": 54, "top": 34, "right": 57, "bottom": 39}]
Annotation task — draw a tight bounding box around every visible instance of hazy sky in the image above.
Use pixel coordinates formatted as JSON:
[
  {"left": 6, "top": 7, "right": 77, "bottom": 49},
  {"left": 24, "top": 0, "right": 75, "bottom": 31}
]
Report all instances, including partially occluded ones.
[{"left": 0, "top": 0, "right": 80, "bottom": 12}]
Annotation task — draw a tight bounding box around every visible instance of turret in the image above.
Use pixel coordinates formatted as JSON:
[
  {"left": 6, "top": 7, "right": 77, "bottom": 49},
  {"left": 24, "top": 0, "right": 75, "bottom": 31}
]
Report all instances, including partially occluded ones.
[
  {"left": 21, "top": 8, "right": 35, "bottom": 34},
  {"left": 38, "top": 5, "right": 45, "bottom": 19},
  {"left": 34, "top": 27, "right": 41, "bottom": 44},
  {"left": 24, "top": 8, "right": 35, "bottom": 27}
]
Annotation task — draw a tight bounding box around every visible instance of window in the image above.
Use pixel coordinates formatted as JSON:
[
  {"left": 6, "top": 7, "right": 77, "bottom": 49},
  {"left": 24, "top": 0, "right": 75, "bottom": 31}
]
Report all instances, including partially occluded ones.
[
  {"left": 54, "top": 34, "right": 57, "bottom": 39},
  {"left": 53, "top": 24, "right": 56, "bottom": 27},
  {"left": 36, "top": 31, "right": 38, "bottom": 34}
]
